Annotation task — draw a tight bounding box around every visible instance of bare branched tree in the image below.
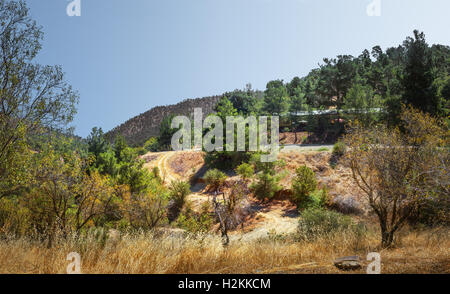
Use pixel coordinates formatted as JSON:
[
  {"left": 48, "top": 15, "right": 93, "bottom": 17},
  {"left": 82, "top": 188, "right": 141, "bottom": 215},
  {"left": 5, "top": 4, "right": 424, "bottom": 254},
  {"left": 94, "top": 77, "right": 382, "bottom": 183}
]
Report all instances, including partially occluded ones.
[
  {"left": 344, "top": 106, "right": 449, "bottom": 247},
  {"left": 212, "top": 181, "right": 246, "bottom": 246}
]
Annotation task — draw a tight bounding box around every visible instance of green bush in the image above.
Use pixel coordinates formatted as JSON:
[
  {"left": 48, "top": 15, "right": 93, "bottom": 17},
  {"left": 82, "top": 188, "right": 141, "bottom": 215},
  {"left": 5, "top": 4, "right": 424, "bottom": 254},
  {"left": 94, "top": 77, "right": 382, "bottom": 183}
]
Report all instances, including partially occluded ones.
[
  {"left": 292, "top": 165, "right": 317, "bottom": 205},
  {"left": 204, "top": 169, "right": 227, "bottom": 191},
  {"left": 301, "top": 187, "right": 329, "bottom": 210},
  {"left": 204, "top": 151, "right": 252, "bottom": 171},
  {"left": 177, "top": 202, "right": 213, "bottom": 233},
  {"left": 250, "top": 172, "right": 282, "bottom": 200},
  {"left": 297, "top": 208, "right": 356, "bottom": 240},
  {"left": 235, "top": 163, "right": 254, "bottom": 181},
  {"left": 332, "top": 141, "right": 346, "bottom": 158},
  {"left": 168, "top": 180, "right": 191, "bottom": 208},
  {"left": 135, "top": 147, "right": 147, "bottom": 156},
  {"left": 151, "top": 166, "right": 162, "bottom": 183},
  {"left": 250, "top": 153, "right": 285, "bottom": 174},
  {"left": 143, "top": 137, "right": 159, "bottom": 152}
]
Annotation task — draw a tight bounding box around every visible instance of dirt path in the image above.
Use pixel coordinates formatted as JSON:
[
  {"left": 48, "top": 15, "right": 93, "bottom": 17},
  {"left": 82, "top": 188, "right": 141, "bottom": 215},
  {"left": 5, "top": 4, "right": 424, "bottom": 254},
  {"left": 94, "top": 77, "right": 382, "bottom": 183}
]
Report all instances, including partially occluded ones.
[
  {"left": 233, "top": 205, "right": 300, "bottom": 242},
  {"left": 156, "top": 151, "right": 179, "bottom": 184}
]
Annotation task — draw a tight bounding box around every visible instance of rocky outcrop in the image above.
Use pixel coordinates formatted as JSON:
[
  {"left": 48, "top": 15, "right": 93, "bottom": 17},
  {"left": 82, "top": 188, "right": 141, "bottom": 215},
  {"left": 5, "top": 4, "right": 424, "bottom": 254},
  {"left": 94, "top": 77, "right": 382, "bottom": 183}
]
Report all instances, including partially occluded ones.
[{"left": 105, "top": 95, "right": 221, "bottom": 146}]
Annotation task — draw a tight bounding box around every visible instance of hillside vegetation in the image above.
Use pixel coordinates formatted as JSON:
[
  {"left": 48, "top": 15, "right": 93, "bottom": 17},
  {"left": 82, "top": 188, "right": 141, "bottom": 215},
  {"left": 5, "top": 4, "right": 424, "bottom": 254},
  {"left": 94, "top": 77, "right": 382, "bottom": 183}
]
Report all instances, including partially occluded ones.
[{"left": 0, "top": 0, "right": 448, "bottom": 274}]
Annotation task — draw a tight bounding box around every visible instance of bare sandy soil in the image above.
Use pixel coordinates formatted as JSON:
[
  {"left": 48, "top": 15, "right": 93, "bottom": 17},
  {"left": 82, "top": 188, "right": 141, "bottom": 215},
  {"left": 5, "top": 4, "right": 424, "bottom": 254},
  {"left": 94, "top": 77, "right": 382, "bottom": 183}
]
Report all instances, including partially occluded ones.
[{"left": 142, "top": 148, "right": 364, "bottom": 241}]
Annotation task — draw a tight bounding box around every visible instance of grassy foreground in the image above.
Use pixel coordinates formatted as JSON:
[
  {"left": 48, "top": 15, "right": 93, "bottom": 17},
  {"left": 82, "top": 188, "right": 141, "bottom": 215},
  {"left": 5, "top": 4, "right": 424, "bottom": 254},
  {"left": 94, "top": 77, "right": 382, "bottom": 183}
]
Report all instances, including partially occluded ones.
[{"left": 0, "top": 227, "right": 448, "bottom": 274}]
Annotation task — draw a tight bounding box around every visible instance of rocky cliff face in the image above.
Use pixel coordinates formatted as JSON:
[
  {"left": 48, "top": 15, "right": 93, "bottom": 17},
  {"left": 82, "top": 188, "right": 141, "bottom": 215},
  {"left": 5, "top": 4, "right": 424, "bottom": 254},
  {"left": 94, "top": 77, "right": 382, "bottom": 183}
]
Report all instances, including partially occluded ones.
[{"left": 105, "top": 95, "right": 221, "bottom": 146}]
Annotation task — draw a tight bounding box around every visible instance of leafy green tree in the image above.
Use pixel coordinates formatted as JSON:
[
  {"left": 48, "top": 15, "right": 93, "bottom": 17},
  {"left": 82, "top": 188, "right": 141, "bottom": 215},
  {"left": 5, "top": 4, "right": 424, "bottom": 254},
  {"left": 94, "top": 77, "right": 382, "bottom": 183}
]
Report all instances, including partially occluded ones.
[
  {"left": 316, "top": 55, "right": 356, "bottom": 109},
  {"left": 343, "top": 80, "right": 381, "bottom": 126},
  {"left": 402, "top": 30, "right": 440, "bottom": 115},
  {"left": 249, "top": 154, "right": 285, "bottom": 201},
  {"left": 158, "top": 114, "right": 177, "bottom": 150},
  {"left": 225, "top": 89, "right": 257, "bottom": 116},
  {"left": 0, "top": 0, "right": 78, "bottom": 197},
  {"left": 287, "top": 77, "right": 302, "bottom": 97},
  {"left": 87, "top": 127, "right": 109, "bottom": 158},
  {"left": 216, "top": 96, "right": 238, "bottom": 119},
  {"left": 250, "top": 152, "right": 285, "bottom": 175},
  {"left": 116, "top": 148, "right": 152, "bottom": 194},
  {"left": 440, "top": 77, "right": 450, "bottom": 115},
  {"left": 114, "top": 134, "right": 128, "bottom": 161},
  {"left": 262, "top": 80, "right": 290, "bottom": 115},
  {"left": 289, "top": 85, "right": 308, "bottom": 137},
  {"left": 204, "top": 97, "right": 252, "bottom": 169},
  {"left": 95, "top": 150, "right": 119, "bottom": 177},
  {"left": 302, "top": 70, "right": 321, "bottom": 108}
]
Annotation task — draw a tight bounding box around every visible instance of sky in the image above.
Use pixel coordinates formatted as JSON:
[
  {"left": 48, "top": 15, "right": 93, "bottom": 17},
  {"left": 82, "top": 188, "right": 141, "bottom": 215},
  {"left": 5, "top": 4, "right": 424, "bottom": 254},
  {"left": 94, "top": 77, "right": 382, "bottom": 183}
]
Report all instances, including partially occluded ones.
[{"left": 24, "top": 0, "right": 450, "bottom": 138}]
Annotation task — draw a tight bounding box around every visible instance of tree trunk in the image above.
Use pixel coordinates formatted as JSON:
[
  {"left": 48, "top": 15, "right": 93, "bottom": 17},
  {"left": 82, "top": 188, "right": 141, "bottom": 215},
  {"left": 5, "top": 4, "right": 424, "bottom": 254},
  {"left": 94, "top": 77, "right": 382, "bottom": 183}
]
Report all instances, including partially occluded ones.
[
  {"left": 378, "top": 215, "right": 395, "bottom": 248},
  {"left": 381, "top": 229, "right": 395, "bottom": 248}
]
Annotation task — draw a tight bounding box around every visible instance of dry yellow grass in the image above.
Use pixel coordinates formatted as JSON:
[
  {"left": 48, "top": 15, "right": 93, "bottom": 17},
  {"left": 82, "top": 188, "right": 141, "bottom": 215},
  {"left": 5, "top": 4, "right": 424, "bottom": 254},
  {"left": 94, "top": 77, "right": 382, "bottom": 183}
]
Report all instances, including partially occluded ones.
[{"left": 0, "top": 227, "right": 448, "bottom": 274}]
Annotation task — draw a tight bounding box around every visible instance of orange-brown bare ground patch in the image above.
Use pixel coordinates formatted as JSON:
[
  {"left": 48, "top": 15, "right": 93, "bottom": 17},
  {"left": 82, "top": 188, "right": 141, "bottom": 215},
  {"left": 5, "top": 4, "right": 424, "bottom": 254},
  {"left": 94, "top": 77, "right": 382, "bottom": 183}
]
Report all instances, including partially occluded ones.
[{"left": 168, "top": 151, "right": 205, "bottom": 180}]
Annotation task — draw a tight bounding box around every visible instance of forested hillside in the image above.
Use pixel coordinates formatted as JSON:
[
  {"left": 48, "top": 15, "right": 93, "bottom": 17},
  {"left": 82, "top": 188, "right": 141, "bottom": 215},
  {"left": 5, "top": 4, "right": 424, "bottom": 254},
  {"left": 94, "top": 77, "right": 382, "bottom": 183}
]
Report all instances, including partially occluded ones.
[{"left": 107, "top": 30, "right": 450, "bottom": 148}]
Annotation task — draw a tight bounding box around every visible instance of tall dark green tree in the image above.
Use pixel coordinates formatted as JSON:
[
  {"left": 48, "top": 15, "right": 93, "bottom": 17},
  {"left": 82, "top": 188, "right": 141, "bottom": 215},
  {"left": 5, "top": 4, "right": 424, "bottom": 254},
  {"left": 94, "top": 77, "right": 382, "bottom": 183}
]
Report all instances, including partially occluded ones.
[
  {"left": 262, "top": 80, "right": 290, "bottom": 115},
  {"left": 225, "top": 89, "right": 257, "bottom": 116},
  {"left": 87, "top": 127, "right": 109, "bottom": 158},
  {"left": 402, "top": 30, "right": 440, "bottom": 115},
  {"left": 316, "top": 55, "right": 356, "bottom": 109},
  {"left": 114, "top": 134, "right": 128, "bottom": 161},
  {"left": 158, "top": 114, "right": 177, "bottom": 150}
]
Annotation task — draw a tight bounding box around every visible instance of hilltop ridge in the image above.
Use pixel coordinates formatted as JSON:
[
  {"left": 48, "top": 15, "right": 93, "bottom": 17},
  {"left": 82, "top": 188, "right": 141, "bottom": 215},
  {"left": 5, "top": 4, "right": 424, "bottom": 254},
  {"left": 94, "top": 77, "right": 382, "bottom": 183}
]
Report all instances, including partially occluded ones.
[{"left": 105, "top": 95, "right": 221, "bottom": 146}]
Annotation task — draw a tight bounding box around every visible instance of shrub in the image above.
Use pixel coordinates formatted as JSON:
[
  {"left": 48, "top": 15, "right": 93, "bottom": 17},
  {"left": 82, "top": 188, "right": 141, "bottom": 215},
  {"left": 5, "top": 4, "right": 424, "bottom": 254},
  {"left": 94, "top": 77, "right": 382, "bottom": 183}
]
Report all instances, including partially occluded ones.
[
  {"left": 168, "top": 180, "right": 191, "bottom": 208},
  {"left": 307, "top": 187, "right": 329, "bottom": 208},
  {"left": 204, "top": 169, "right": 227, "bottom": 191},
  {"left": 292, "top": 166, "right": 317, "bottom": 205},
  {"left": 151, "top": 166, "right": 162, "bottom": 183},
  {"left": 250, "top": 172, "right": 282, "bottom": 200},
  {"left": 330, "top": 141, "right": 346, "bottom": 167},
  {"left": 143, "top": 137, "right": 159, "bottom": 152},
  {"left": 250, "top": 153, "right": 285, "bottom": 174},
  {"left": 0, "top": 198, "right": 32, "bottom": 237},
  {"left": 166, "top": 180, "right": 191, "bottom": 222},
  {"left": 235, "top": 163, "right": 254, "bottom": 181},
  {"left": 204, "top": 151, "right": 252, "bottom": 171},
  {"left": 177, "top": 201, "right": 213, "bottom": 233},
  {"left": 122, "top": 192, "right": 168, "bottom": 230},
  {"left": 297, "top": 208, "right": 356, "bottom": 240},
  {"left": 135, "top": 147, "right": 147, "bottom": 156}
]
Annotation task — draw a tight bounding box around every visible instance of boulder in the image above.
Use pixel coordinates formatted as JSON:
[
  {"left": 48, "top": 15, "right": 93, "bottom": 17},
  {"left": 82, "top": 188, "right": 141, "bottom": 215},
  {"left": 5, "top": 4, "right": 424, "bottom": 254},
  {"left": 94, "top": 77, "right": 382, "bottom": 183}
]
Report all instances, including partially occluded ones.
[{"left": 334, "top": 256, "right": 362, "bottom": 271}]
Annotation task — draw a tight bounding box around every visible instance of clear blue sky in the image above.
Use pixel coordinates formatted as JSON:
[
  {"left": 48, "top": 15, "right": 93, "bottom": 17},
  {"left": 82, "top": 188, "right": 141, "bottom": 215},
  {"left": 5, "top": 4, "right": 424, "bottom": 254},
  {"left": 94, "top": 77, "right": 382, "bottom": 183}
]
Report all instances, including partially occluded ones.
[{"left": 25, "top": 0, "right": 450, "bottom": 138}]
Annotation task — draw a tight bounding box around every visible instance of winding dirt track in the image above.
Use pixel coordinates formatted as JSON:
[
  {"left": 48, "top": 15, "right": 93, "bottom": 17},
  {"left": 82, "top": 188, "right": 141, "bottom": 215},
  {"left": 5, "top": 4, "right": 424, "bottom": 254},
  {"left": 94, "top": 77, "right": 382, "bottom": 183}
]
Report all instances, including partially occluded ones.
[{"left": 156, "top": 151, "right": 179, "bottom": 184}]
